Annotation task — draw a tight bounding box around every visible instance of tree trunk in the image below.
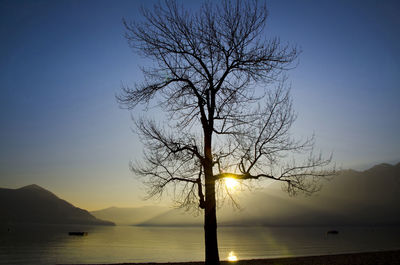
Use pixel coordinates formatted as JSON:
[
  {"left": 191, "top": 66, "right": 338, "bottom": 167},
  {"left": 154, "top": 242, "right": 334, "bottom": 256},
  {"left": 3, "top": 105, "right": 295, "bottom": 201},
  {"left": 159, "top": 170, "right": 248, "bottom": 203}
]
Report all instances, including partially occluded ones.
[
  {"left": 204, "top": 179, "right": 220, "bottom": 265},
  {"left": 203, "top": 126, "right": 220, "bottom": 265}
]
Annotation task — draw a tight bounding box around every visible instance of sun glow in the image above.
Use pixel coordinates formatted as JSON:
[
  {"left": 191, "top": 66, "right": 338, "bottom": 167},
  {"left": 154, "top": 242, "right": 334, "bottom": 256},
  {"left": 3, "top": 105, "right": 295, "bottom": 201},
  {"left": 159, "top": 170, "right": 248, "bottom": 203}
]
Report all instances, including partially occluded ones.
[
  {"left": 227, "top": 251, "right": 238, "bottom": 261},
  {"left": 224, "top": 177, "right": 239, "bottom": 192}
]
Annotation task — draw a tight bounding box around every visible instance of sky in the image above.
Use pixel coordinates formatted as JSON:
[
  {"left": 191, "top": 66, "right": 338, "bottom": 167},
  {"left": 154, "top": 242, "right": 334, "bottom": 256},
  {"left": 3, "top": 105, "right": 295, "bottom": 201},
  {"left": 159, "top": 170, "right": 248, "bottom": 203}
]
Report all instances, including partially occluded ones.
[{"left": 0, "top": 0, "right": 399, "bottom": 211}]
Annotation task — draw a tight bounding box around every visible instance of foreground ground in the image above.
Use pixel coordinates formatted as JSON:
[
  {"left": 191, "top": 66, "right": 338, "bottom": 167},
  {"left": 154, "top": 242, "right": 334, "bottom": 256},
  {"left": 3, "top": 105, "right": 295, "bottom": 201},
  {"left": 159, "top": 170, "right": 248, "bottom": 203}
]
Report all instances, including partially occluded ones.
[{"left": 63, "top": 249, "right": 400, "bottom": 265}]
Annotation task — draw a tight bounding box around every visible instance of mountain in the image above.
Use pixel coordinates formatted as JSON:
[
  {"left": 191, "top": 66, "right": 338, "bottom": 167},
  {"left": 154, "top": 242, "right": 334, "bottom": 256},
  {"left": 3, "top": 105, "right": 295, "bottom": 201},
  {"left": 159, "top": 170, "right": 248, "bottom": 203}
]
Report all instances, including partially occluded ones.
[
  {"left": 91, "top": 206, "right": 168, "bottom": 225},
  {"left": 137, "top": 207, "right": 203, "bottom": 226},
  {"left": 0, "top": 184, "right": 114, "bottom": 225},
  {"left": 136, "top": 162, "right": 400, "bottom": 226}
]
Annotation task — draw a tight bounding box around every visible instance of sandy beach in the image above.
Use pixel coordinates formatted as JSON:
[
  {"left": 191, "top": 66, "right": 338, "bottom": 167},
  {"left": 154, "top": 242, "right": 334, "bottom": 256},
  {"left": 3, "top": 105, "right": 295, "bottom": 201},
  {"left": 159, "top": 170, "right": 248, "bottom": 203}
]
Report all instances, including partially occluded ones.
[{"left": 62, "top": 249, "right": 400, "bottom": 265}]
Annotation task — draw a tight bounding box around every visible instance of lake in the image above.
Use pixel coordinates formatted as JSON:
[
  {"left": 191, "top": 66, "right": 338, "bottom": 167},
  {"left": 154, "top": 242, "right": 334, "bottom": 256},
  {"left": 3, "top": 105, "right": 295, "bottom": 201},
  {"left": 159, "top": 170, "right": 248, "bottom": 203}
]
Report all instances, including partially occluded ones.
[{"left": 1, "top": 224, "right": 399, "bottom": 264}]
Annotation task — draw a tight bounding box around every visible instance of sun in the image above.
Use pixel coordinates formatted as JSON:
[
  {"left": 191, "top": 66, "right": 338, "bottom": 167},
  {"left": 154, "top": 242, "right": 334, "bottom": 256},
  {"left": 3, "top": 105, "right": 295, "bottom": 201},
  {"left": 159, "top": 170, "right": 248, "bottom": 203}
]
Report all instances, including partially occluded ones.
[{"left": 224, "top": 177, "right": 239, "bottom": 192}]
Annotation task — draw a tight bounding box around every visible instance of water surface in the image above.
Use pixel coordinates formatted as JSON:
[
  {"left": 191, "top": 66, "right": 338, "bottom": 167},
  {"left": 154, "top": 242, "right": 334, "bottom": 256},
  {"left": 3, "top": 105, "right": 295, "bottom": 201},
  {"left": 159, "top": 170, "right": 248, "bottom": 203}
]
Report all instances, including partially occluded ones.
[{"left": 0, "top": 224, "right": 399, "bottom": 264}]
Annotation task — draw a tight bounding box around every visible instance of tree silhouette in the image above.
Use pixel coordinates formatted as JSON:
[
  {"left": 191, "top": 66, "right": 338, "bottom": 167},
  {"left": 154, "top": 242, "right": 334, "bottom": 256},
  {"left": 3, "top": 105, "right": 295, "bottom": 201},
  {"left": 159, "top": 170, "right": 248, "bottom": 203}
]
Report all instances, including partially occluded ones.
[{"left": 118, "top": 1, "right": 334, "bottom": 264}]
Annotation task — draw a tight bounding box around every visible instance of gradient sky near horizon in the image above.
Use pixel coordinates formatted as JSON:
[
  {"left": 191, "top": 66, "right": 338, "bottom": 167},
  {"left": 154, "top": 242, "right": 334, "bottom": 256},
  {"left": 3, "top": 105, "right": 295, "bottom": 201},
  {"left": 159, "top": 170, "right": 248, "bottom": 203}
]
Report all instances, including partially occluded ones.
[{"left": 1, "top": 0, "right": 399, "bottom": 211}]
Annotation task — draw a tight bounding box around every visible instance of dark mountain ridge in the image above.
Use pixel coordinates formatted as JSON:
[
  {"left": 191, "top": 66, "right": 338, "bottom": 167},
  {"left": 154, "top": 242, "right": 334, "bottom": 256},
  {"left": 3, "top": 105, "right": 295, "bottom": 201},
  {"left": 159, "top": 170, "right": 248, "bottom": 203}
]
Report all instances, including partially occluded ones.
[{"left": 0, "top": 184, "right": 114, "bottom": 226}]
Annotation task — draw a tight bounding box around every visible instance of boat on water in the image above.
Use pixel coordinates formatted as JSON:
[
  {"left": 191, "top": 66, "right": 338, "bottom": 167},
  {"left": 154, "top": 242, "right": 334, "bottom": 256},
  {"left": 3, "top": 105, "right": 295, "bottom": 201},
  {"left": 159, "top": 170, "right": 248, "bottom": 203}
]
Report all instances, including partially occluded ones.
[
  {"left": 327, "top": 230, "right": 339, "bottom": 235},
  {"left": 68, "top": 232, "right": 88, "bottom": 236}
]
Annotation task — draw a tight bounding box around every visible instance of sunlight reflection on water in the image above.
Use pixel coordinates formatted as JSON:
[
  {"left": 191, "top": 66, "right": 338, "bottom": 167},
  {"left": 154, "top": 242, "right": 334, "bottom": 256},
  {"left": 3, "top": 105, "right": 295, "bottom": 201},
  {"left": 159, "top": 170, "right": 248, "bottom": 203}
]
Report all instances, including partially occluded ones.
[
  {"left": 227, "top": 251, "right": 238, "bottom": 261},
  {"left": 1, "top": 225, "right": 400, "bottom": 265}
]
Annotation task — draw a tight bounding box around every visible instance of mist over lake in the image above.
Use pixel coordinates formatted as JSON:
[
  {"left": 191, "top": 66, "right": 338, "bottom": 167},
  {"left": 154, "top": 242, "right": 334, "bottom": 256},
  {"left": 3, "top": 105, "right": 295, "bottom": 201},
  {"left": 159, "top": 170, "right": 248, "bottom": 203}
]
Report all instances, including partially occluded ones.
[
  {"left": 1, "top": 164, "right": 400, "bottom": 264},
  {"left": 1, "top": 224, "right": 399, "bottom": 265}
]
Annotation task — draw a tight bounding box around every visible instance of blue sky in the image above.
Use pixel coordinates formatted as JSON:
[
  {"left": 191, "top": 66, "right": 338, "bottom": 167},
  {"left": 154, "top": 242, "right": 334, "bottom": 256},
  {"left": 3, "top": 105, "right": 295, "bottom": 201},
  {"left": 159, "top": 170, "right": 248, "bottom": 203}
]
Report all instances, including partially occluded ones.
[{"left": 1, "top": 0, "right": 399, "bottom": 210}]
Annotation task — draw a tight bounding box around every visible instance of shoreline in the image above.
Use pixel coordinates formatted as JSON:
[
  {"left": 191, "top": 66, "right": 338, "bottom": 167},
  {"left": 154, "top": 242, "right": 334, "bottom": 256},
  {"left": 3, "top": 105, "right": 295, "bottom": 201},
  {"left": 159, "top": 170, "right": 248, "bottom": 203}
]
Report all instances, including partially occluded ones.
[{"left": 61, "top": 249, "right": 400, "bottom": 265}]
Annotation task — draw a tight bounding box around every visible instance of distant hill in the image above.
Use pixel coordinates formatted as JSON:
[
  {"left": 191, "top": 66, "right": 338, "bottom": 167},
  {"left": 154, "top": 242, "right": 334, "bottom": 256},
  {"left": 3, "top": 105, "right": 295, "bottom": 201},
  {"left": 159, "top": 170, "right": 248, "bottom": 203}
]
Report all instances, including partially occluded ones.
[
  {"left": 135, "top": 162, "right": 400, "bottom": 226},
  {"left": 137, "top": 207, "right": 203, "bottom": 226},
  {"left": 0, "top": 184, "right": 114, "bottom": 226},
  {"left": 91, "top": 206, "right": 168, "bottom": 225}
]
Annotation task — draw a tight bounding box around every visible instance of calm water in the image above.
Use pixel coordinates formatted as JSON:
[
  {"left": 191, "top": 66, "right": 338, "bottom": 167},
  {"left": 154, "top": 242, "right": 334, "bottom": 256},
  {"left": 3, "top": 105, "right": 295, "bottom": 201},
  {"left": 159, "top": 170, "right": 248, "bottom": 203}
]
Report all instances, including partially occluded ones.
[{"left": 0, "top": 224, "right": 399, "bottom": 264}]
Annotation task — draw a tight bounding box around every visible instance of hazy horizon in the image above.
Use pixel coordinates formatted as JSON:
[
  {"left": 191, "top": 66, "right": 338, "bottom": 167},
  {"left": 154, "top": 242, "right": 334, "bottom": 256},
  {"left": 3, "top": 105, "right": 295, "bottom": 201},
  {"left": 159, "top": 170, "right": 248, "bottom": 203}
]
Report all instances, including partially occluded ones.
[
  {"left": 2, "top": 162, "right": 399, "bottom": 226},
  {"left": 0, "top": 161, "right": 399, "bottom": 212}
]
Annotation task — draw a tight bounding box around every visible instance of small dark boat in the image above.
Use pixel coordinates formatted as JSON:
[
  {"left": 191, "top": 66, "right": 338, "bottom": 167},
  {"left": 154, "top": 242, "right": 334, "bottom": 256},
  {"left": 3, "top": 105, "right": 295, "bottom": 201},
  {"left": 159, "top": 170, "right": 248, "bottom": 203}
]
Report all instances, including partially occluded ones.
[
  {"left": 68, "top": 232, "right": 88, "bottom": 236},
  {"left": 327, "top": 230, "right": 339, "bottom": 235}
]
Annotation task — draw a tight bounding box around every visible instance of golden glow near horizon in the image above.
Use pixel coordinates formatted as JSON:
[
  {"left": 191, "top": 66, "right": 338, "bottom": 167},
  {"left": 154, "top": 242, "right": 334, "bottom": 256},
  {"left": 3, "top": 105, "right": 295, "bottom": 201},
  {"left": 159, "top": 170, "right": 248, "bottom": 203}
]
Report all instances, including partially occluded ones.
[
  {"left": 224, "top": 178, "right": 239, "bottom": 192},
  {"left": 227, "top": 251, "right": 238, "bottom": 261}
]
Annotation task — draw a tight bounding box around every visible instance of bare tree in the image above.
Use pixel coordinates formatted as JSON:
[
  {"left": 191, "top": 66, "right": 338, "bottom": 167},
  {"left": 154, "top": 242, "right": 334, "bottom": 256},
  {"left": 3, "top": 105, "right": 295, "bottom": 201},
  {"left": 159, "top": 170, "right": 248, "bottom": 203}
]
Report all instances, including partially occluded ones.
[{"left": 118, "top": 1, "right": 334, "bottom": 264}]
